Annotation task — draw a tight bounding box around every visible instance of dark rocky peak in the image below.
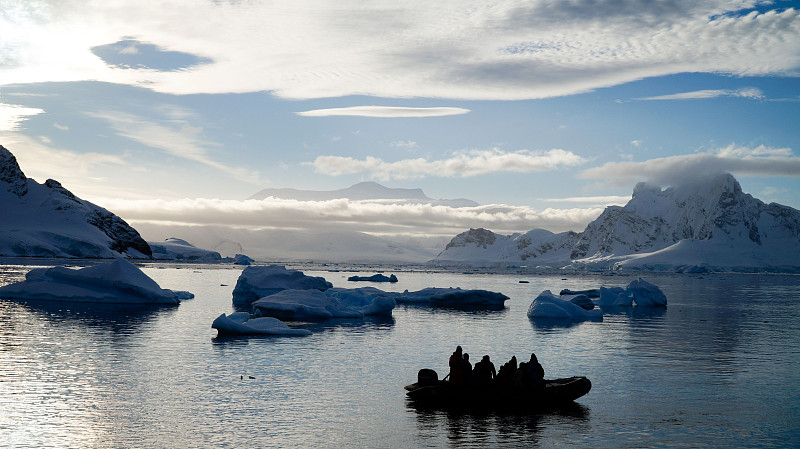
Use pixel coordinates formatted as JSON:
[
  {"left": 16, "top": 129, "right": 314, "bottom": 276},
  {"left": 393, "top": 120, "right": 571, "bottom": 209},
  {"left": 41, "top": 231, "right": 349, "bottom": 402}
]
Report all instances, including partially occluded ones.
[
  {"left": 0, "top": 144, "right": 29, "bottom": 197},
  {"left": 445, "top": 227, "right": 497, "bottom": 250}
]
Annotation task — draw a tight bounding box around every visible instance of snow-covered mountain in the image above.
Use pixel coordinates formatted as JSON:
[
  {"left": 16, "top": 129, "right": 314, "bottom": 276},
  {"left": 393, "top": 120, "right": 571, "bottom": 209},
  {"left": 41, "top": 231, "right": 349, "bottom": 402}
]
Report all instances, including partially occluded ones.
[
  {"left": 0, "top": 145, "right": 151, "bottom": 258},
  {"left": 435, "top": 174, "right": 800, "bottom": 272},
  {"left": 249, "top": 181, "right": 478, "bottom": 207}
]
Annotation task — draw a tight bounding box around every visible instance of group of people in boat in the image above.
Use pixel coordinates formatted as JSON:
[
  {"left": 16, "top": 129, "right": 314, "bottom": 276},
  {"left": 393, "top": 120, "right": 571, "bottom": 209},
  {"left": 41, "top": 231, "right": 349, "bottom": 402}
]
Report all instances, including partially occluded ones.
[{"left": 447, "top": 346, "right": 545, "bottom": 390}]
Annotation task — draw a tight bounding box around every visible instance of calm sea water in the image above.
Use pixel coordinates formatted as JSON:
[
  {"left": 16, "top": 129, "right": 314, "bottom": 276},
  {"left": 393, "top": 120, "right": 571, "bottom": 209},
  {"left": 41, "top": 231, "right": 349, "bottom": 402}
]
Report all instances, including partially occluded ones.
[{"left": 1, "top": 262, "right": 799, "bottom": 448}]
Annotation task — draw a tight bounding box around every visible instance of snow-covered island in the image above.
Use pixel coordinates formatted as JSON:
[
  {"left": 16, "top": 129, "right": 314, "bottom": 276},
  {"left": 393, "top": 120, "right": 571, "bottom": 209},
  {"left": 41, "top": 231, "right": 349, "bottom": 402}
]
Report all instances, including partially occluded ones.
[
  {"left": 0, "top": 145, "right": 151, "bottom": 258},
  {"left": 149, "top": 238, "right": 222, "bottom": 261},
  {"left": 0, "top": 258, "right": 193, "bottom": 305},
  {"left": 434, "top": 173, "right": 800, "bottom": 273}
]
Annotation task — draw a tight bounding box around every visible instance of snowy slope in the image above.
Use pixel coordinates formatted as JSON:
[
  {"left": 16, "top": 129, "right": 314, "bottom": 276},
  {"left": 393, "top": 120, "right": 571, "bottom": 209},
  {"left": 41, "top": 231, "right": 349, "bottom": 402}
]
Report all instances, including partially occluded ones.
[
  {"left": 0, "top": 145, "right": 151, "bottom": 258},
  {"left": 149, "top": 238, "right": 222, "bottom": 261},
  {"left": 435, "top": 174, "right": 800, "bottom": 272}
]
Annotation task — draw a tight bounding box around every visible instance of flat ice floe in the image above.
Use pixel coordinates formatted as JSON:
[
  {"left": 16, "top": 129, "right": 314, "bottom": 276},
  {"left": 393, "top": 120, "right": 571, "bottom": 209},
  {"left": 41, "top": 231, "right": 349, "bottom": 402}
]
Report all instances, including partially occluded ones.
[
  {"left": 0, "top": 258, "right": 192, "bottom": 305},
  {"left": 393, "top": 287, "right": 508, "bottom": 307},
  {"left": 212, "top": 312, "right": 311, "bottom": 336},
  {"left": 232, "top": 265, "right": 332, "bottom": 306},
  {"left": 251, "top": 287, "right": 395, "bottom": 320}
]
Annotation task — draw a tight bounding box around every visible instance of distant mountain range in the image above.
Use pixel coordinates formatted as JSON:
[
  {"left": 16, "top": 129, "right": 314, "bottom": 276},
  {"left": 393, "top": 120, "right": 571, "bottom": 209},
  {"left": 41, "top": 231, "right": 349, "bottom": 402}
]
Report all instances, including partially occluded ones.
[
  {"left": 0, "top": 145, "right": 151, "bottom": 258},
  {"left": 435, "top": 173, "right": 800, "bottom": 272},
  {"left": 249, "top": 181, "right": 479, "bottom": 208}
]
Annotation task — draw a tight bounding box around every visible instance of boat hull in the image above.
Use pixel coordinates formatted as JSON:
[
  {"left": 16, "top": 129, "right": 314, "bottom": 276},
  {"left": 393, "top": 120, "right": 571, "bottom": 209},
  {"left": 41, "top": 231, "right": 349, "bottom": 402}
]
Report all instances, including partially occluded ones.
[{"left": 405, "top": 376, "right": 591, "bottom": 409}]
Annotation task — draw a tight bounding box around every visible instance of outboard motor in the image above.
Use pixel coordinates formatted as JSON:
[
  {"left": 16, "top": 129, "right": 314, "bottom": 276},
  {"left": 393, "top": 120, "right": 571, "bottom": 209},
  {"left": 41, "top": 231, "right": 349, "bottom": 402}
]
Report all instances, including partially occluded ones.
[{"left": 417, "top": 368, "right": 438, "bottom": 386}]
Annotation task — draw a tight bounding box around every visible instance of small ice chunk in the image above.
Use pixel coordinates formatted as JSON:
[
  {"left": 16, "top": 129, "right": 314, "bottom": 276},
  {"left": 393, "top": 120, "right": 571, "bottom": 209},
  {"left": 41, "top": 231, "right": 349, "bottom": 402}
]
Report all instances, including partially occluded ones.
[
  {"left": 232, "top": 265, "right": 332, "bottom": 306},
  {"left": 627, "top": 278, "right": 667, "bottom": 306},
  {"left": 212, "top": 313, "right": 311, "bottom": 336},
  {"left": 527, "top": 290, "right": 603, "bottom": 321},
  {"left": 0, "top": 258, "right": 190, "bottom": 305}
]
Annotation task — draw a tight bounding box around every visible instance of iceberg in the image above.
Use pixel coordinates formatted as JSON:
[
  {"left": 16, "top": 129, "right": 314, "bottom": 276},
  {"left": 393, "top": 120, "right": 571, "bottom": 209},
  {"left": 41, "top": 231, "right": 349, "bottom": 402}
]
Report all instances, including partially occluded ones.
[
  {"left": 394, "top": 287, "right": 508, "bottom": 307},
  {"left": 347, "top": 273, "right": 398, "bottom": 283},
  {"left": 252, "top": 289, "right": 364, "bottom": 320},
  {"left": 527, "top": 290, "right": 603, "bottom": 321},
  {"left": 232, "top": 265, "right": 332, "bottom": 306},
  {"left": 597, "top": 286, "right": 632, "bottom": 307},
  {"left": 0, "top": 258, "right": 192, "bottom": 305},
  {"left": 627, "top": 278, "right": 668, "bottom": 306},
  {"left": 212, "top": 312, "right": 311, "bottom": 336},
  {"left": 587, "top": 279, "right": 668, "bottom": 308},
  {"left": 324, "top": 287, "right": 396, "bottom": 317}
]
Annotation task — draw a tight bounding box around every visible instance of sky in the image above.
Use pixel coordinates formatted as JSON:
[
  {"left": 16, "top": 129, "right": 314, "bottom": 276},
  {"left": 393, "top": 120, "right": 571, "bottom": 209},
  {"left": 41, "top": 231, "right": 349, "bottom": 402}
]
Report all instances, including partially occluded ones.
[{"left": 1, "top": 0, "right": 799, "bottom": 245}]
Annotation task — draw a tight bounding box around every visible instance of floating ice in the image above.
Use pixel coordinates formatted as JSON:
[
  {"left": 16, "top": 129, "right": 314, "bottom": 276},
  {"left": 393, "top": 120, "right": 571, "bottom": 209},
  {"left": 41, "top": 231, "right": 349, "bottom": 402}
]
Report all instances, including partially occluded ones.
[
  {"left": 347, "top": 273, "right": 398, "bottom": 283},
  {"left": 324, "top": 286, "right": 396, "bottom": 316},
  {"left": 627, "top": 278, "right": 668, "bottom": 306},
  {"left": 394, "top": 287, "right": 508, "bottom": 307},
  {"left": 232, "top": 265, "right": 332, "bottom": 306},
  {"left": 252, "top": 289, "right": 363, "bottom": 320},
  {"left": 0, "top": 258, "right": 191, "bottom": 305},
  {"left": 212, "top": 312, "right": 311, "bottom": 336},
  {"left": 597, "top": 286, "right": 632, "bottom": 307},
  {"left": 527, "top": 290, "right": 603, "bottom": 321}
]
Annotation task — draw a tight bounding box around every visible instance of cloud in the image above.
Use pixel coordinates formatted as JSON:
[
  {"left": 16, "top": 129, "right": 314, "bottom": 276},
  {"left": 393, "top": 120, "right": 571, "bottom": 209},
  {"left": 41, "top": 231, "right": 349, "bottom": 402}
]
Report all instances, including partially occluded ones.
[
  {"left": 1, "top": 2, "right": 798, "bottom": 100},
  {"left": 307, "top": 148, "right": 587, "bottom": 180},
  {"left": 0, "top": 133, "right": 126, "bottom": 184},
  {"left": 86, "top": 109, "right": 261, "bottom": 184},
  {"left": 637, "top": 87, "right": 765, "bottom": 100},
  {"left": 95, "top": 196, "right": 603, "bottom": 236},
  {"left": 543, "top": 195, "right": 631, "bottom": 206},
  {"left": 0, "top": 103, "right": 44, "bottom": 132},
  {"left": 578, "top": 144, "right": 800, "bottom": 186},
  {"left": 296, "top": 106, "right": 471, "bottom": 118}
]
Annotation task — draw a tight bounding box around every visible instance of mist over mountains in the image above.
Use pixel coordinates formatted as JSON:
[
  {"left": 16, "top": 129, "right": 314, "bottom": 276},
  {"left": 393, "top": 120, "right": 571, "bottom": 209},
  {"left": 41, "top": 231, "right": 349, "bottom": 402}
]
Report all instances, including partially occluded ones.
[{"left": 249, "top": 181, "right": 479, "bottom": 208}]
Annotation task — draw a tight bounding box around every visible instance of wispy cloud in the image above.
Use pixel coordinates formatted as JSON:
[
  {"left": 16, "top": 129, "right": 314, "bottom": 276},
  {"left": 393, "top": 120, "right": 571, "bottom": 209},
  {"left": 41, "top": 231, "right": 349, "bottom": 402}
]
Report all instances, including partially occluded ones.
[
  {"left": 1, "top": 2, "right": 798, "bottom": 100},
  {"left": 0, "top": 103, "right": 44, "bottom": 132},
  {"left": 296, "top": 106, "right": 470, "bottom": 118},
  {"left": 307, "top": 148, "right": 587, "bottom": 180},
  {"left": 637, "top": 87, "right": 765, "bottom": 101},
  {"left": 86, "top": 109, "right": 261, "bottom": 184},
  {"left": 0, "top": 134, "right": 126, "bottom": 185},
  {"left": 578, "top": 144, "right": 800, "bottom": 186},
  {"left": 96, "top": 196, "right": 603, "bottom": 236}
]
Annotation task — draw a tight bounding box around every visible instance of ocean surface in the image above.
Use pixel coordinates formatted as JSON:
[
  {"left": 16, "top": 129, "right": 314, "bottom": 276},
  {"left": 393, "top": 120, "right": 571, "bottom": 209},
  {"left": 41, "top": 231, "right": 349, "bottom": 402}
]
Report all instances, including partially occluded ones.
[{"left": 1, "top": 262, "right": 799, "bottom": 448}]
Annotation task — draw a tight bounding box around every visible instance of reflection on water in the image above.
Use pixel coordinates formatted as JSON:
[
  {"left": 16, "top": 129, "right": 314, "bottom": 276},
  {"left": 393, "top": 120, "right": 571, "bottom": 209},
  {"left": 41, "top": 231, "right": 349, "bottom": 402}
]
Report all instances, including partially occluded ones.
[
  {"left": 1, "top": 265, "right": 799, "bottom": 448},
  {"left": 409, "top": 402, "right": 590, "bottom": 448}
]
